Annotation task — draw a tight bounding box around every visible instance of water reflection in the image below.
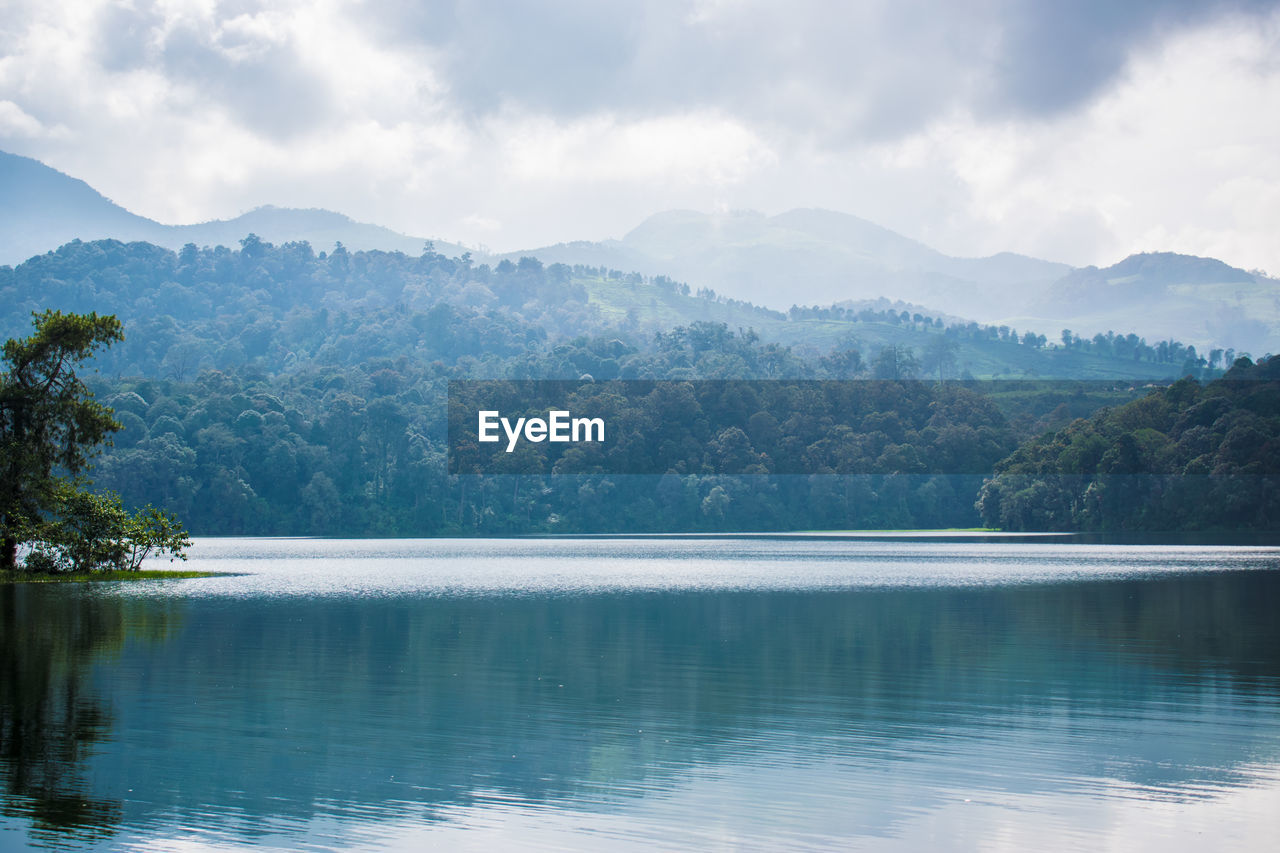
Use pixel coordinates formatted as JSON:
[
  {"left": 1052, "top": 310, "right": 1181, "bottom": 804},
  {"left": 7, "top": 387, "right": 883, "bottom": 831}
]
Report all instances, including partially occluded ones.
[
  {"left": 0, "top": 586, "right": 182, "bottom": 846},
  {"left": 2, "top": 543, "right": 1279, "bottom": 850}
]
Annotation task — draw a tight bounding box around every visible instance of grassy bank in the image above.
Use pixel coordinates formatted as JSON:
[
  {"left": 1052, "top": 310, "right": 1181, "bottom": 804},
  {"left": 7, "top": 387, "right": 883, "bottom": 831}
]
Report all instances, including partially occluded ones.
[{"left": 0, "top": 569, "right": 221, "bottom": 584}]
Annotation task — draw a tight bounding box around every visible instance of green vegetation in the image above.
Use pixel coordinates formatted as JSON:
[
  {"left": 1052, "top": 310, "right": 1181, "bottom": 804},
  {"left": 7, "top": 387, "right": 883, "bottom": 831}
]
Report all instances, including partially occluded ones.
[
  {"left": 1, "top": 310, "right": 122, "bottom": 568},
  {"left": 0, "top": 238, "right": 1212, "bottom": 382},
  {"left": 1, "top": 311, "right": 190, "bottom": 573},
  {"left": 0, "top": 568, "right": 215, "bottom": 583},
  {"left": 978, "top": 356, "right": 1280, "bottom": 530},
  {"left": 2, "top": 237, "right": 1270, "bottom": 536},
  {"left": 84, "top": 328, "right": 1160, "bottom": 535}
]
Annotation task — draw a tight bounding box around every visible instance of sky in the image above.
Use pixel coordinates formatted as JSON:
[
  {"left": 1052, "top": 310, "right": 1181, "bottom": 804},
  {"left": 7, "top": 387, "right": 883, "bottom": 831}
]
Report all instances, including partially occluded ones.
[{"left": 2, "top": 0, "right": 1279, "bottom": 271}]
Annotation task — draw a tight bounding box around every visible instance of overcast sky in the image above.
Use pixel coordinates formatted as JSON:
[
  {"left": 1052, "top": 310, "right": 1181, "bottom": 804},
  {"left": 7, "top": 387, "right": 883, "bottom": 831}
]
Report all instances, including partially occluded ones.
[{"left": 2, "top": 0, "right": 1279, "bottom": 271}]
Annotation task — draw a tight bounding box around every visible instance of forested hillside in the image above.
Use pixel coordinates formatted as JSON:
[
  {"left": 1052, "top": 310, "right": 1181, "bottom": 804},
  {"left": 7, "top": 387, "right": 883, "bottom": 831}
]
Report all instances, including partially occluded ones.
[
  {"left": 0, "top": 238, "right": 1213, "bottom": 381},
  {"left": 978, "top": 356, "right": 1280, "bottom": 531},
  {"left": 1, "top": 236, "right": 1262, "bottom": 535}
]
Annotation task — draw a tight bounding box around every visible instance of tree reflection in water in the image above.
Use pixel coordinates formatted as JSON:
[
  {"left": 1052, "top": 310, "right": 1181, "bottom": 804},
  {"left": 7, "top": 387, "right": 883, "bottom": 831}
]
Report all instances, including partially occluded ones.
[{"left": 0, "top": 584, "right": 179, "bottom": 846}]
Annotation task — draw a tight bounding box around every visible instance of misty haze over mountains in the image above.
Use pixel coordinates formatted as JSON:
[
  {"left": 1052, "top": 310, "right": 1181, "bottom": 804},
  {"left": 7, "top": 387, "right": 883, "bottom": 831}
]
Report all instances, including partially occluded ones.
[
  {"left": 3, "top": 150, "right": 1275, "bottom": 354},
  {"left": 0, "top": 151, "right": 472, "bottom": 263}
]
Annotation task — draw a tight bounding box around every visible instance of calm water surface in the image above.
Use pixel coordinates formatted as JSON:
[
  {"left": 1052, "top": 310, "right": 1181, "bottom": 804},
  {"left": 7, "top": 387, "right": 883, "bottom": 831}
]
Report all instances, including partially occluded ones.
[{"left": 2, "top": 537, "right": 1279, "bottom": 851}]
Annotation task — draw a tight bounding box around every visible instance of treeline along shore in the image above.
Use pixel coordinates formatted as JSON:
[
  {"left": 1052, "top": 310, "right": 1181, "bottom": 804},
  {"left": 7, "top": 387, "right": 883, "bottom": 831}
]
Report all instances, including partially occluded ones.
[{"left": 1, "top": 237, "right": 1275, "bottom": 536}]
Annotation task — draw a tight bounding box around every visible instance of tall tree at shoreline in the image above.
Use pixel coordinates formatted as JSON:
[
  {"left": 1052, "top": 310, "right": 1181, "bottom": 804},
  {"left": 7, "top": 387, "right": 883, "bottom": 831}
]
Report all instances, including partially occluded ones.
[{"left": 1, "top": 311, "right": 123, "bottom": 570}]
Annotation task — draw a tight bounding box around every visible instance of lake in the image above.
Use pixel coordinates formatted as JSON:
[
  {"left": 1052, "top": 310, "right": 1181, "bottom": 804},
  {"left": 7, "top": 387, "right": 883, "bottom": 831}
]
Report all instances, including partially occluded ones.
[{"left": 3, "top": 537, "right": 1279, "bottom": 851}]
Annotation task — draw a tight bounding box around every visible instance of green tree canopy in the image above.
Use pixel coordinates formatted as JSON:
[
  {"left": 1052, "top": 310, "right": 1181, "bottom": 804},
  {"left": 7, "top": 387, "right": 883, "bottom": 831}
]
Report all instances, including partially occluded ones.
[
  {"left": 1, "top": 311, "right": 123, "bottom": 569},
  {"left": 1, "top": 310, "right": 189, "bottom": 572}
]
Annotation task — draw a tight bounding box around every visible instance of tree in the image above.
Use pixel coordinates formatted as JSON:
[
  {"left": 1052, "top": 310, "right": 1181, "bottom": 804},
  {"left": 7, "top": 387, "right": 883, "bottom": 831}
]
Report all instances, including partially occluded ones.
[
  {"left": 871, "top": 345, "right": 920, "bottom": 380},
  {"left": 38, "top": 487, "right": 130, "bottom": 572},
  {"left": 922, "top": 336, "right": 960, "bottom": 381},
  {"left": 1, "top": 310, "right": 190, "bottom": 573},
  {"left": 23, "top": 488, "right": 189, "bottom": 573},
  {"left": 1, "top": 311, "right": 123, "bottom": 570},
  {"left": 121, "top": 503, "right": 192, "bottom": 571}
]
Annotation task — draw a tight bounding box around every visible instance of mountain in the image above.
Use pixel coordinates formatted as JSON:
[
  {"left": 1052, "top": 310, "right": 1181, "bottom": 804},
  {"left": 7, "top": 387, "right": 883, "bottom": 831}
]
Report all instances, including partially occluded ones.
[
  {"left": 4, "top": 150, "right": 1275, "bottom": 353},
  {"left": 1011, "top": 252, "right": 1278, "bottom": 355},
  {"left": 0, "top": 151, "right": 467, "bottom": 264},
  {"left": 506, "top": 208, "right": 1072, "bottom": 320},
  {"left": 515, "top": 212, "right": 1279, "bottom": 354},
  {"left": 165, "top": 206, "right": 468, "bottom": 258},
  {"left": 0, "top": 150, "right": 164, "bottom": 263}
]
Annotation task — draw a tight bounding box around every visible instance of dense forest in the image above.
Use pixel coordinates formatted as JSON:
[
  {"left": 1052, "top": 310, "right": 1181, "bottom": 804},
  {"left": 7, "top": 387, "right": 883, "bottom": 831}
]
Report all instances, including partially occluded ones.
[
  {"left": 979, "top": 356, "right": 1280, "bottom": 530},
  {"left": 85, "top": 341, "right": 1056, "bottom": 535},
  {"left": 2, "top": 237, "right": 1273, "bottom": 534}
]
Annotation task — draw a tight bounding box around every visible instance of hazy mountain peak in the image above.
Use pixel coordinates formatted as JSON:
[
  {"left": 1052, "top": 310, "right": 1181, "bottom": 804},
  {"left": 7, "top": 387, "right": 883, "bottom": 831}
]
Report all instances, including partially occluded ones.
[
  {"left": 767, "top": 207, "right": 936, "bottom": 254},
  {"left": 238, "top": 206, "right": 359, "bottom": 227},
  {"left": 1020, "top": 250, "right": 1274, "bottom": 353},
  {"left": 622, "top": 209, "right": 769, "bottom": 254},
  {"left": 1048, "top": 251, "right": 1258, "bottom": 300},
  {"left": 1, "top": 151, "right": 160, "bottom": 263},
  {"left": 1, "top": 150, "right": 103, "bottom": 205},
  {"left": 1104, "top": 251, "right": 1255, "bottom": 284},
  {"left": 0, "top": 149, "right": 463, "bottom": 263}
]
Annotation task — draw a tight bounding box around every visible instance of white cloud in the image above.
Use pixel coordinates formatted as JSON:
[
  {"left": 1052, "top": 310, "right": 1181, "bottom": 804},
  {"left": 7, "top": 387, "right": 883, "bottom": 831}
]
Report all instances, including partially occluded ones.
[
  {"left": 461, "top": 214, "right": 501, "bottom": 233},
  {"left": 872, "top": 10, "right": 1280, "bottom": 270},
  {"left": 0, "top": 0, "right": 1277, "bottom": 270},
  {"left": 0, "top": 100, "right": 69, "bottom": 138},
  {"left": 497, "top": 112, "right": 774, "bottom": 186}
]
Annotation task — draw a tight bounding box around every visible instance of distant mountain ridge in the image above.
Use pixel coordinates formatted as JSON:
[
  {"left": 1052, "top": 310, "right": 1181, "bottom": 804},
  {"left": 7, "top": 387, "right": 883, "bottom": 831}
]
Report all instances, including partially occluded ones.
[
  {"left": 3, "top": 149, "right": 1275, "bottom": 353},
  {"left": 0, "top": 151, "right": 468, "bottom": 264},
  {"left": 1, "top": 150, "right": 161, "bottom": 263},
  {"left": 1039, "top": 252, "right": 1255, "bottom": 307},
  {"left": 509, "top": 208, "right": 1072, "bottom": 320},
  {"left": 510, "top": 211, "right": 1276, "bottom": 353},
  {"left": 1016, "top": 251, "right": 1276, "bottom": 355}
]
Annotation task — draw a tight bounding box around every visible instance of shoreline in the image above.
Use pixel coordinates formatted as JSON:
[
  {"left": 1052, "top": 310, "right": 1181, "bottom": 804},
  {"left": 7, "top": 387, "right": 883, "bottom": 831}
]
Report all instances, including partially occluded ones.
[{"left": 0, "top": 569, "right": 225, "bottom": 584}]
